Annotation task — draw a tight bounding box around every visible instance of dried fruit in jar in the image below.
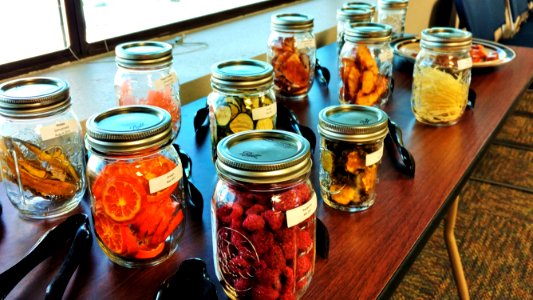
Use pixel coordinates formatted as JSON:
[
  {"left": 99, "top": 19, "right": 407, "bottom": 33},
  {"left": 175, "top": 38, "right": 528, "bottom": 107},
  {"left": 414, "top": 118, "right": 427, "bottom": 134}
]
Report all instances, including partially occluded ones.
[{"left": 270, "top": 36, "right": 312, "bottom": 97}]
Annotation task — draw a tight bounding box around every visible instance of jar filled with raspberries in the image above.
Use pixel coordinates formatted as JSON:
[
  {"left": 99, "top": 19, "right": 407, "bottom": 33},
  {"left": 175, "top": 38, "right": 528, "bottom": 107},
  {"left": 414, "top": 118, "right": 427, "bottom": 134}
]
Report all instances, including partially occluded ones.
[
  {"left": 267, "top": 13, "right": 316, "bottom": 99},
  {"left": 339, "top": 22, "right": 393, "bottom": 108},
  {"left": 212, "top": 130, "right": 317, "bottom": 299},
  {"left": 318, "top": 105, "right": 388, "bottom": 212}
]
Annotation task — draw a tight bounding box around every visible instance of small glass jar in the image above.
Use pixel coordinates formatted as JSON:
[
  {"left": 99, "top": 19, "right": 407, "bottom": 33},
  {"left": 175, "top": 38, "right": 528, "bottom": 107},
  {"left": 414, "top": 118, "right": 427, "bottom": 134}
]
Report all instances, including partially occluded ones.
[
  {"left": 411, "top": 27, "right": 472, "bottom": 126},
  {"left": 0, "top": 77, "right": 86, "bottom": 219},
  {"left": 208, "top": 59, "right": 277, "bottom": 161},
  {"left": 85, "top": 105, "right": 186, "bottom": 268},
  {"left": 267, "top": 13, "right": 316, "bottom": 99},
  {"left": 377, "top": 0, "right": 409, "bottom": 37},
  {"left": 318, "top": 105, "right": 388, "bottom": 212},
  {"left": 336, "top": 6, "right": 373, "bottom": 54},
  {"left": 114, "top": 41, "right": 181, "bottom": 137},
  {"left": 339, "top": 22, "right": 393, "bottom": 108},
  {"left": 343, "top": 1, "right": 377, "bottom": 21},
  {"left": 212, "top": 130, "right": 316, "bottom": 300}
]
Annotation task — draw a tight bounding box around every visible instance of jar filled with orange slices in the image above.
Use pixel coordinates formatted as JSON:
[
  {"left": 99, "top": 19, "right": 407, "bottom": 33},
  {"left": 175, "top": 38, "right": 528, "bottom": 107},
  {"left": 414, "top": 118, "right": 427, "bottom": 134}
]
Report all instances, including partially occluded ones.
[
  {"left": 339, "top": 22, "right": 393, "bottom": 108},
  {"left": 114, "top": 41, "right": 181, "bottom": 137},
  {"left": 85, "top": 105, "right": 186, "bottom": 268},
  {"left": 267, "top": 13, "right": 316, "bottom": 99}
]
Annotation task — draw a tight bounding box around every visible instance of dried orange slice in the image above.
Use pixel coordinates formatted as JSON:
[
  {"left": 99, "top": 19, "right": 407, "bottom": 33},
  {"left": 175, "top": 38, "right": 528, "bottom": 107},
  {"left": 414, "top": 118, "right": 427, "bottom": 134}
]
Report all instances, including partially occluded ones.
[
  {"left": 94, "top": 214, "right": 125, "bottom": 254},
  {"left": 134, "top": 242, "right": 165, "bottom": 259},
  {"left": 102, "top": 176, "right": 144, "bottom": 222}
]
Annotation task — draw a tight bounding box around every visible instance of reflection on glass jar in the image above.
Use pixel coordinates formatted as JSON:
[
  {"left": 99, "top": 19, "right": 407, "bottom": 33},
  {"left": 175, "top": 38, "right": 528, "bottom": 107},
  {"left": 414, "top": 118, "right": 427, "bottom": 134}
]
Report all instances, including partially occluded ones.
[
  {"left": 377, "top": 0, "right": 409, "bottom": 37},
  {"left": 114, "top": 41, "right": 181, "bottom": 137},
  {"left": 212, "top": 130, "right": 316, "bottom": 299},
  {"left": 267, "top": 13, "right": 316, "bottom": 99},
  {"left": 318, "top": 105, "right": 388, "bottom": 212},
  {"left": 339, "top": 22, "right": 393, "bottom": 108},
  {"left": 0, "top": 77, "right": 86, "bottom": 219},
  {"left": 336, "top": 6, "right": 373, "bottom": 54},
  {"left": 208, "top": 59, "right": 276, "bottom": 161},
  {"left": 411, "top": 27, "right": 472, "bottom": 126},
  {"left": 85, "top": 106, "right": 186, "bottom": 268}
]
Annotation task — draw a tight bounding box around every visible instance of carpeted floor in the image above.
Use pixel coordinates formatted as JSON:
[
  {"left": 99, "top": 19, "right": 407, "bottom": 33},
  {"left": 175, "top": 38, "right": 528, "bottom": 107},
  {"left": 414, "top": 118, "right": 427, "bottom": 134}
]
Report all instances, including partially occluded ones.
[{"left": 391, "top": 90, "right": 533, "bottom": 300}]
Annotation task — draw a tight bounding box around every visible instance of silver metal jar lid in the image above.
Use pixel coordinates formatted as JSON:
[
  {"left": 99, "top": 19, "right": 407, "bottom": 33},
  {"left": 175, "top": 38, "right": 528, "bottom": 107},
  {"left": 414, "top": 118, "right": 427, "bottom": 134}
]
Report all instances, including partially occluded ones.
[
  {"left": 337, "top": 7, "right": 373, "bottom": 22},
  {"left": 379, "top": 0, "right": 409, "bottom": 9},
  {"left": 216, "top": 130, "right": 312, "bottom": 184},
  {"left": 344, "top": 22, "right": 393, "bottom": 43},
  {"left": 318, "top": 105, "right": 389, "bottom": 142},
  {"left": 85, "top": 105, "right": 172, "bottom": 155},
  {"left": 0, "top": 77, "right": 71, "bottom": 118},
  {"left": 271, "top": 13, "right": 314, "bottom": 32},
  {"left": 210, "top": 59, "right": 273, "bottom": 92},
  {"left": 115, "top": 41, "right": 173, "bottom": 68},
  {"left": 420, "top": 27, "right": 472, "bottom": 51},
  {"left": 343, "top": 2, "right": 376, "bottom": 16}
]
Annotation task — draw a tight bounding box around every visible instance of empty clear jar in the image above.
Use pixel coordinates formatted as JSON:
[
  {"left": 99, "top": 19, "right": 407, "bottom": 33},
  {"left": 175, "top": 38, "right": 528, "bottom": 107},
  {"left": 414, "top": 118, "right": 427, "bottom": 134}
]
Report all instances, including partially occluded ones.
[
  {"left": 114, "top": 41, "right": 181, "bottom": 137},
  {"left": 0, "top": 77, "right": 86, "bottom": 219},
  {"left": 208, "top": 59, "right": 276, "bottom": 161},
  {"left": 212, "top": 130, "right": 316, "bottom": 300},
  {"left": 267, "top": 13, "right": 316, "bottom": 99},
  {"left": 343, "top": 1, "right": 377, "bottom": 21},
  {"left": 411, "top": 27, "right": 472, "bottom": 126},
  {"left": 318, "top": 105, "right": 388, "bottom": 212},
  {"left": 377, "top": 0, "right": 409, "bottom": 37},
  {"left": 339, "top": 22, "right": 393, "bottom": 108},
  {"left": 85, "top": 105, "right": 186, "bottom": 268},
  {"left": 336, "top": 6, "right": 373, "bottom": 54}
]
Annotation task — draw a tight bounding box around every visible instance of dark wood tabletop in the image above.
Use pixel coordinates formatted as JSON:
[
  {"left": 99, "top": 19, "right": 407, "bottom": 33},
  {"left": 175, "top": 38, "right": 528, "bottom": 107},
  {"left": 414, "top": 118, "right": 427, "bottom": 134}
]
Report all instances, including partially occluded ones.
[{"left": 1, "top": 42, "right": 532, "bottom": 300}]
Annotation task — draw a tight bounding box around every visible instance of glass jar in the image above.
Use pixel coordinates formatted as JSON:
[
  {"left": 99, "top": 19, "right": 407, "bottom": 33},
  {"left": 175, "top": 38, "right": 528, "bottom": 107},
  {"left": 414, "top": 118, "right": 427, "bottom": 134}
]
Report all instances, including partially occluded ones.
[
  {"left": 114, "top": 41, "right": 181, "bottom": 137},
  {"left": 267, "top": 13, "right": 316, "bottom": 99},
  {"left": 318, "top": 105, "right": 388, "bottom": 212},
  {"left": 343, "top": 1, "right": 377, "bottom": 21},
  {"left": 336, "top": 6, "right": 373, "bottom": 54},
  {"left": 85, "top": 105, "right": 186, "bottom": 268},
  {"left": 212, "top": 130, "right": 316, "bottom": 300},
  {"left": 208, "top": 59, "right": 277, "bottom": 161},
  {"left": 377, "top": 0, "right": 409, "bottom": 37},
  {"left": 0, "top": 77, "right": 86, "bottom": 219},
  {"left": 411, "top": 27, "right": 472, "bottom": 126},
  {"left": 339, "top": 22, "right": 393, "bottom": 108}
]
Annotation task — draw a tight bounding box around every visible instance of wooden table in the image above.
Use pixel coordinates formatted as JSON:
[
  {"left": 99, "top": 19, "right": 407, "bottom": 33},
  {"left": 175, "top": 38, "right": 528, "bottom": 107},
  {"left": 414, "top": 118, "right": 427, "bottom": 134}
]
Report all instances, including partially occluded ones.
[{"left": 0, "top": 43, "right": 532, "bottom": 299}]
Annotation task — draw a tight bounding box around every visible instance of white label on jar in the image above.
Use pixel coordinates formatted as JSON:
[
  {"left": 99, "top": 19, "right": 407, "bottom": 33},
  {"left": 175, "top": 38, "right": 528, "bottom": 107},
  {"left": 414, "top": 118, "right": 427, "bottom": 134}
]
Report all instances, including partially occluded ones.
[
  {"left": 296, "top": 39, "right": 316, "bottom": 49},
  {"left": 457, "top": 58, "right": 473, "bottom": 70},
  {"left": 286, "top": 193, "right": 317, "bottom": 228},
  {"left": 251, "top": 102, "right": 277, "bottom": 120},
  {"left": 149, "top": 165, "right": 182, "bottom": 194},
  {"left": 365, "top": 146, "right": 384, "bottom": 166},
  {"left": 379, "top": 50, "right": 394, "bottom": 62},
  {"left": 39, "top": 119, "right": 78, "bottom": 141},
  {"left": 154, "top": 71, "right": 178, "bottom": 90}
]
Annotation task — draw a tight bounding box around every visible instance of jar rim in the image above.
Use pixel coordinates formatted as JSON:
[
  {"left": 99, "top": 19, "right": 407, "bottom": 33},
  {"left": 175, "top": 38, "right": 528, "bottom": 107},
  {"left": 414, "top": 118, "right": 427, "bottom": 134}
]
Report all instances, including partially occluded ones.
[
  {"left": 342, "top": 2, "right": 376, "bottom": 14},
  {"left": 115, "top": 41, "right": 173, "bottom": 68},
  {"left": 344, "top": 22, "right": 393, "bottom": 43},
  {"left": 379, "top": 0, "right": 409, "bottom": 9},
  {"left": 420, "top": 27, "right": 472, "bottom": 51},
  {"left": 211, "top": 59, "right": 273, "bottom": 91},
  {"left": 337, "top": 7, "right": 373, "bottom": 22},
  {"left": 271, "top": 13, "right": 314, "bottom": 32}
]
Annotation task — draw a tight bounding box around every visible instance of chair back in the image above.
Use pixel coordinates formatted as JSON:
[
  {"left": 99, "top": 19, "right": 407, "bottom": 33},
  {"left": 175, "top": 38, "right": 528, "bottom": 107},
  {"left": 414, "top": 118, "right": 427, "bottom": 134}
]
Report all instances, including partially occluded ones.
[
  {"left": 454, "top": 0, "right": 507, "bottom": 40},
  {"left": 509, "top": 0, "right": 529, "bottom": 21}
]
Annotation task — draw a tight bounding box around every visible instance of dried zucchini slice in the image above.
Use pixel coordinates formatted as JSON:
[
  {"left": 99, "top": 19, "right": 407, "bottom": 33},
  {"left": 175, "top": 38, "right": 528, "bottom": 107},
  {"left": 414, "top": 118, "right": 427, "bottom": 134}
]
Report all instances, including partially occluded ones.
[
  {"left": 261, "top": 96, "right": 273, "bottom": 105},
  {"left": 228, "top": 103, "right": 240, "bottom": 118},
  {"left": 215, "top": 105, "right": 232, "bottom": 126},
  {"left": 229, "top": 113, "right": 254, "bottom": 133},
  {"left": 255, "top": 118, "right": 274, "bottom": 130}
]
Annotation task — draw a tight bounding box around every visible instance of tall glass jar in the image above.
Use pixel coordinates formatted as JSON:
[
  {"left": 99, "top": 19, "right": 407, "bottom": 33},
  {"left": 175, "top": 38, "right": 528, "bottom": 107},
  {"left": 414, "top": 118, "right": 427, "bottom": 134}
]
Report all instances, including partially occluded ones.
[
  {"left": 0, "top": 77, "right": 86, "bottom": 219},
  {"left": 377, "top": 0, "right": 409, "bottom": 37},
  {"left": 208, "top": 59, "right": 277, "bottom": 161},
  {"left": 336, "top": 6, "right": 373, "bottom": 54},
  {"left": 114, "top": 41, "right": 181, "bottom": 137},
  {"left": 212, "top": 130, "right": 316, "bottom": 300},
  {"left": 267, "top": 13, "right": 316, "bottom": 99},
  {"left": 343, "top": 1, "right": 377, "bottom": 21},
  {"left": 85, "top": 105, "right": 186, "bottom": 268},
  {"left": 339, "top": 22, "right": 393, "bottom": 108},
  {"left": 411, "top": 28, "right": 472, "bottom": 126},
  {"left": 318, "top": 105, "right": 388, "bottom": 212}
]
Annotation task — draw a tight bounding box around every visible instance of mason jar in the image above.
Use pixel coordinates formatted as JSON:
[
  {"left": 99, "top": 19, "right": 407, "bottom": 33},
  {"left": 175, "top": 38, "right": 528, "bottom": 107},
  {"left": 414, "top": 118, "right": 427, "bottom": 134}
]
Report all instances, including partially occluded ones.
[
  {"left": 343, "top": 1, "right": 377, "bottom": 21},
  {"left": 267, "top": 13, "right": 316, "bottom": 99},
  {"left": 336, "top": 6, "right": 373, "bottom": 54},
  {"left": 114, "top": 41, "right": 181, "bottom": 137},
  {"left": 208, "top": 59, "right": 277, "bottom": 161},
  {"left": 212, "top": 130, "right": 316, "bottom": 300},
  {"left": 411, "top": 27, "right": 472, "bottom": 126},
  {"left": 0, "top": 77, "right": 86, "bottom": 219},
  {"left": 377, "top": 0, "right": 409, "bottom": 37},
  {"left": 339, "top": 22, "right": 393, "bottom": 108},
  {"left": 85, "top": 105, "right": 186, "bottom": 268},
  {"left": 318, "top": 105, "right": 388, "bottom": 212}
]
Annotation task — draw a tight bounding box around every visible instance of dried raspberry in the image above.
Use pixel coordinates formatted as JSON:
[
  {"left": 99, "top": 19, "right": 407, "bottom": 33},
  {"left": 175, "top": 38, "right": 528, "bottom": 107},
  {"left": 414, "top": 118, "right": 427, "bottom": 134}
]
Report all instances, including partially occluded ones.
[
  {"left": 262, "top": 210, "right": 285, "bottom": 230},
  {"left": 294, "top": 183, "right": 312, "bottom": 206},
  {"left": 263, "top": 245, "right": 286, "bottom": 271},
  {"left": 228, "top": 255, "right": 252, "bottom": 278},
  {"left": 276, "top": 228, "right": 296, "bottom": 260},
  {"left": 251, "top": 285, "right": 280, "bottom": 300},
  {"left": 242, "top": 214, "right": 265, "bottom": 231},
  {"left": 272, "top": 189, "right": 298, "bottom": 211},
  {"left": 246, "top": 204, "right": 267, "bottom": 216},
  {"left": 234, "top": 278, "right": 252, "bottom": 292},
  {"left": 250, "top": 231, "right": 275, "bottom": 255},
  {"left": 296, "top": 254, "right": 312, "bottom": 279},
  {"left": 296, "top": 277, "right": 308, "bottom": 291},
  {"left": 297, "top": 229, "right": 313, "bottom": 252},
  {"left": 255, "top": 267, "right": 282, "bottom": 291},
  {"left": 253, "top": 193, "right": 272, "bottom": 206},
  {"left": 217, "top": 204, "right": 233, "bottom": 225},
  {"left": 234, "top": 191, "right": 255, "bottom": 208},
  {"left": 231, "top": 203, "right": 244, "bottom": 219},
  {"left": 281, "top": 266, "right": 295, "bottom": 294},
  {"left": 280, "top": 291, "right": 297, "bottom": 300},
  {"left": 230, "top": 217, "right": 243, "bottom": 231}
]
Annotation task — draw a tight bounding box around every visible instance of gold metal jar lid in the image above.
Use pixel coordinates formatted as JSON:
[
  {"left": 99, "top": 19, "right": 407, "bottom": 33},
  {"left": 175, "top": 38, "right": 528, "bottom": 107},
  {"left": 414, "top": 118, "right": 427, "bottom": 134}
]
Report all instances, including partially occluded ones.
[
  {"left": 115, "top": 41, "right": 173, "bottom": 68},
  {"left": 210, "top": 59, "right": 273, "bottom": 93},
  {"left": 337, "top": 7, "right": 373, "bottom": 22},
  {"left": 271, "top": 13, "right": 314, "bottom": 32},
  {"left": 318, "top": 105, "right": 389, "bottom": 142},
  {"left": 343, "top": 1, "right": 376, "bottom": 16},
  {"left": 0, "top": 77, "right": 71, "bottom": 118},
  {"left": 344, "top": 22, "right": 393, "bottom": 43},
  {"left": 420, "top": 27, "right": 472, "bottom": 52},
  {"left": 215, "top": 130, "right": 312, "bottom": 184},
  {"left": 379, "top": 0, "right": 409, "bottom": 9}
]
